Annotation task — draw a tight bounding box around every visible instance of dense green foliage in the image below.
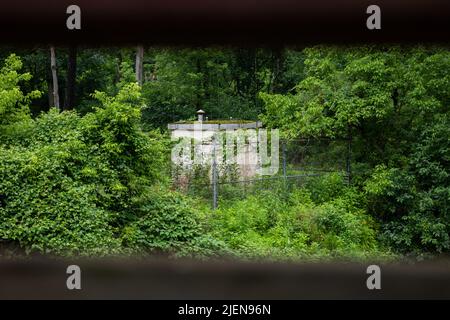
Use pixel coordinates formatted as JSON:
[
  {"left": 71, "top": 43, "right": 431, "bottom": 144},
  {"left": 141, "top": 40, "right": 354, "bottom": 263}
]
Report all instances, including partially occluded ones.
[
  {"left": 261, "top": 46, "right": 450, "bottom": 256},
  {"left": 210, "top": 174, "right": 387, "bottom": 260},
  {"left": 0, "top": 56, "right": 212, "bottom": 256},
  {"left": 0, "top": 45, "right": 448, "bottom": 260}
]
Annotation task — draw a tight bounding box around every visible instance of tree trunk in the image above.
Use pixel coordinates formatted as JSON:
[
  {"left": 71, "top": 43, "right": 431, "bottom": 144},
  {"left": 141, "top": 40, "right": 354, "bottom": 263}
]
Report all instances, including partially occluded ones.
[
  {"left": 49, "top": 46, "right": 60, "bottom": 110},
  {"left": 47, "top": 80, "right": 54, "bottom": 108},
  {"left": 135, "top": 45, "right": 144, "bottom": 86},
  {"left": 270, "top": 48, "right": 284, "bottom": 94},
  {"left": 64, "top": 46, "right": 77, "bottom": 110}
]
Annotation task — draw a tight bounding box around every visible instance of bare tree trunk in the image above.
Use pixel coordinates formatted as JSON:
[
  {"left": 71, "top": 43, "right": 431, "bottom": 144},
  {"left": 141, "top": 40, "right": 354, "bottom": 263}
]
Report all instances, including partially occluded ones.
[
  {"left": 64, "top": 46, "right": 77, "bottom": 110},
  {"left": 49, "top": 46, "right": 60, "bottom": 110},
  {"left": 270, "top": 48, "right": 284, "bottom": 94},
  {"left": 136, "top": 45, "right": 144, "bottom": 86}
]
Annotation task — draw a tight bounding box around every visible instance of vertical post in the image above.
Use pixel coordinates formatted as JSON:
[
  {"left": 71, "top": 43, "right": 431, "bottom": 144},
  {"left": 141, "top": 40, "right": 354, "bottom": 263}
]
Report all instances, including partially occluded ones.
[
  {"left": 212, "top": 135, "right": 218, "bottom": 210},
  {"left": 136, "top": 45, "right": 144, "bottom": 86},
  {"left": 49, "top": 46, "right": 60, "bottom": 111},
  {"left": 282, "top": 140, "right": 287, "bottom": 189}
]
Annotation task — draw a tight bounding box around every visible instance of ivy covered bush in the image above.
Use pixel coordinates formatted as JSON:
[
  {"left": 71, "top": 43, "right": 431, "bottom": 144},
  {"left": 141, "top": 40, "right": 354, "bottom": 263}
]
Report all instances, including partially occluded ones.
[{"left": 0, "top": 55, "right": 213, "bottom": 256}]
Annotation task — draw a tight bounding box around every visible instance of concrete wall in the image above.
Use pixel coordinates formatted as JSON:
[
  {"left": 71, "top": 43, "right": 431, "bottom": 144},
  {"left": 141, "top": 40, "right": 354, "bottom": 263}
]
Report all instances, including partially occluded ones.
[{"left": 169, "top": 121, "right": 263, "bottom": 179}]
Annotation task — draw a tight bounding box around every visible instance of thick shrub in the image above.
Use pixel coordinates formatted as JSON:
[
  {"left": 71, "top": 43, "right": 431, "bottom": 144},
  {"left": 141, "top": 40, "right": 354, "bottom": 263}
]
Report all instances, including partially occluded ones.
[
  {"left": 305, "top": 172, "right": 348, "bottom": 204},
  {"left": 210, "top": 181, "right": 383, "bottom": 260},
  {"left": 0, "top": 56, "right": 209, "bottom": 257},
  {"left": 122, "top": 187, "right": 206, "bottom": 252},
  {"left": 0, "top": 54, "right": 40, "bottom": 135},
  {"left": 368, "top": 116, "right": 450, "bottom": 254},
  {"left": 0, "top": 145, "right": 122, "bottom": 255}
]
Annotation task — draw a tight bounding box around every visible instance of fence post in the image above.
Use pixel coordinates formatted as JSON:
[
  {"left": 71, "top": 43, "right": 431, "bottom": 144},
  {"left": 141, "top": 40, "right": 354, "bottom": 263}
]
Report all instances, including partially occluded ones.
[
  {"left": 212, "top": 135, "right": 218, "bottom": 210},
  {"left": 282, "top": 140, "right": 287, "bottom": 187}
]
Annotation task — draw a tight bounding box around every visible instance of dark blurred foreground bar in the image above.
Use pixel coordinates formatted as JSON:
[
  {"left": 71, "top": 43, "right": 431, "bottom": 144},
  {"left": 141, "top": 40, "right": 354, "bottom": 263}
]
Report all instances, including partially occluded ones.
[
  {"left": 1, "top": 258, "right": 450, "bottom": 299},
  {"left": 0, "top": 0, "right": 449, "bottom": 45}
]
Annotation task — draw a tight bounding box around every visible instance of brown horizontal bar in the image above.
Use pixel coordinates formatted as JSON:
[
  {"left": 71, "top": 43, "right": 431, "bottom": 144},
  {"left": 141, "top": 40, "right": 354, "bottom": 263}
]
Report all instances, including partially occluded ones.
[
  {"left": 1, "top": 257, "right": 450, "bottom": 299},
  {"left": 0, "top": 0, "right": 448, "bottom": 45}
]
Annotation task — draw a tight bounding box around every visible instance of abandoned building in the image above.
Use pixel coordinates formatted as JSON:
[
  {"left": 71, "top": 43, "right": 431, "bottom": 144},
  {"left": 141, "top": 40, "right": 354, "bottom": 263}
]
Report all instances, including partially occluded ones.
[{"left": 169, "top": 110, "right": 278, "bottom": 183}]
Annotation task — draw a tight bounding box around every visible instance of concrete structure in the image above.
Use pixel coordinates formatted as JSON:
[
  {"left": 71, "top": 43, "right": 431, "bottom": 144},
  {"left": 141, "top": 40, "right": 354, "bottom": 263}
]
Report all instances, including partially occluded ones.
[{"left": 169, "top": 111, "right": 269, "bottom": 180}]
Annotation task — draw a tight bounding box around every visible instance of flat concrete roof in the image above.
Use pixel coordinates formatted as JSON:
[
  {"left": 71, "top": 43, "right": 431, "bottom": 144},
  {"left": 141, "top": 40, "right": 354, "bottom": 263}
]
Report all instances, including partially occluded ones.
[{"left": 168, "top": 121, "right": 263, "bottom": 131}]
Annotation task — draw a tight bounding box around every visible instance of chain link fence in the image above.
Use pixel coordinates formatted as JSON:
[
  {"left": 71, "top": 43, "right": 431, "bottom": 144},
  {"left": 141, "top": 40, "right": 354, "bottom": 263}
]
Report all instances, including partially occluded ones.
[{"left": 172, "top": 138, "right": 352, "bottom": 208}]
